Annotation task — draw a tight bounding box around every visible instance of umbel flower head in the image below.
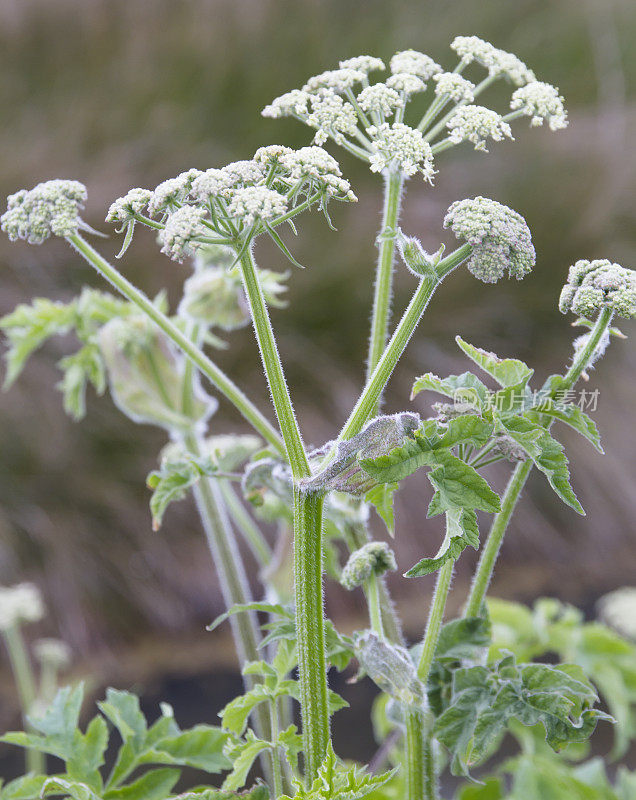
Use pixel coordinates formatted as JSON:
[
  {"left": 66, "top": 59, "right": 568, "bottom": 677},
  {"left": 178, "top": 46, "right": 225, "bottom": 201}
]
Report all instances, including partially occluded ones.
[
  {"left": 0, "top": 582, "right": 45, "bottom": 631},
  {"left": 559, "top": 259, "right": 636, "bottom": 319},
  {"left": 341, "top": 542, "right": 397, "bottom": 590},
  {"left": 104, "top": 145, "right": 356, "bottom": 264},
  {"left": 444, "top": 196, "right": 536, "bottom": 282},
  {"left": 262, "top": 40, "right": 565, "bottom": 180},
  {"left": 1, "top": 180, "right": 87, "bottom": 244}
]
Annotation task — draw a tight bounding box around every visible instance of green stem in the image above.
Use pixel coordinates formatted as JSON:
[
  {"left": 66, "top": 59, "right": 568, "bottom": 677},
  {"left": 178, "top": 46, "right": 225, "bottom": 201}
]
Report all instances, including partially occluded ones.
[
  {"left": 464, "top": 307, "right": 614, "bottom": 618},
  {"left": 237, "top": 247, "right": 329, "bottom": 782},
  {"left": 3, "top": 625, "right": 44, "bottom": 774},
  {"left": 366, "top": 171, "right": 404, "bottom": 385},
  {"left": 340, "top": 244, "right": 472, "bottom": 442},
  {"left": 294, "top": 488, "right": 330, "bottom": 781},
  {"left": 367, "top": 573, "right": 384, "bottom": 639},
  {"left": 219, "top": 480, "right": 273, "bottom": 568},
  {"left": 405, "top": 710, "right": 425, "bottom": 800},
  {"left": 416, "top": 559, "right": 454, "bottom": 685},
  {"left": 268, "top": 699, "right": 284, "bottom": 799},
  {"left": 65, "top": 233, "right": 285, "bottom": 457}
]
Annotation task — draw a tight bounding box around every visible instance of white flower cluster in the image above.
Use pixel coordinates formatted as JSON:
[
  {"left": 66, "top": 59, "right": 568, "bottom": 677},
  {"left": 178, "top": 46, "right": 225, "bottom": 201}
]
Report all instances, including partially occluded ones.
[
  {"left": 106, "top": 188, "right": 154, "bottom": 225},
  {"left": 385, "top": 73, "right": 426, "bottom": 95},
  {"left": 451, "top": 36, "right": 536, "bottom": 86},
  {"left": 159, "top": 206, "right": 208, "bottom": 262},
  {"left": 228, "top": 186, "right": 288, "bottom": 226},
  {"left": 357, "top": 84, "right": 402, "bottom": 116},
  {"left": 339, "top": 55, "right": 385, "bottom": 74},
  {"left": 0, "top": 582, "right": 45, "bottom": 631},
  {"left": 559, "top": 259, "right": 636, "bottom": 319},
  {"left": 367, "top": 122, "right": 435, "bottom": 179},
  {"left": 1, "top": 180, "right": 87, "bottom": 244},
  {"left": 510, "top": 81, "right": 568, "bottom": 130},
  {"left": 261, "top": 89, "right": 310, "bottom": 119},
  {"left": 389, "top": 50, "right": 442, "bottom": 80},
  {"left": 433, "top": 72, "right": 475, "bottom": 103},
  {"left": 447, "top": 106, "right": 513, "bottom": 151},
  {"left": 149, "top": 169, "right": 202, "bottom": 215},
  {"left": 306, "top": 90, "right": 359, "bottom": 145},
  {"left": 34, "top": 638, "right": 72, "bottom": 668},
  {"left": 444, "top": 196, "right": 536, "bottom": 282},
  {"left": 303, "top": 68, "right": 365, "bottom": 94}
]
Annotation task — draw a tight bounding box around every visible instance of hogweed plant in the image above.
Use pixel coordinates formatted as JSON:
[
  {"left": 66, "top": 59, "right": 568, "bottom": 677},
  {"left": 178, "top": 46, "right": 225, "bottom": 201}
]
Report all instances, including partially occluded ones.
[{"left": 1, "top": 37, "right": 635, "bottom": 800}]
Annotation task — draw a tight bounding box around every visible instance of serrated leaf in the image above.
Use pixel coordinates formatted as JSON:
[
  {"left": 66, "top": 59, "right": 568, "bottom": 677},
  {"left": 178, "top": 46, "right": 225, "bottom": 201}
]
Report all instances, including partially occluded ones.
[
  {"left": 98, "top": 689, "right": 147, "bottom": 745},
  {"left": 526, "top": 403, "right": 603, "bottom": 453},
  {"left": 405, "top": 508, "right": 479, "bottom": 578},
  {"left": 222, "top": 732, "right": 272, "bottom": 793},
  {"left": 141, "top": 726, "right": 230, "bottom": 773},
  {"left": 435, "top": 616, "right": 492, "bottom": 664},
  {"left": 66, "top": 715, "right": 109, "bottom": 789},
  {"left": 103, "top": 768, "right": 180, "bottom": 800},
  {"left": 435, "top": 654, "right": 610, "bottom": 777},
  {"left": 147, "top": 454, "right": 217, "bottom": 530},
  {"left": 364, "top": 483, "right": 398, "bottom": 537},
  {"left": 220, "top": 686, "right": 273, "bottom": 736},
  {"left": 496, "top": 416, "right": 584, "bottom": 514},
  {"left": 437, "top": 415, "right": 494, "bottom": 450},
  {"left": 426, "top": 452, "right": 500, "bottom": 514},
  {"left": 41, "top": 779, "right": 101, "bottom": 800},
  {"left": 57, "top": 343, "right": 106, "bottom": 421},
  {"left": 456, "top": 337, "right": 534, "bottom": 388},
  {"left": 411, "top": 371, "right": 488, "bottom": 410}
]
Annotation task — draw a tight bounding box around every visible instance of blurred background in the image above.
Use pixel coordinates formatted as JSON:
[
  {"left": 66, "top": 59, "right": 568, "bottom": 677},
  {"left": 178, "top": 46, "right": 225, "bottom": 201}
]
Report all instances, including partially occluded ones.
[{"left": 0, "top": 0, "right": 635, "bottom": 775}]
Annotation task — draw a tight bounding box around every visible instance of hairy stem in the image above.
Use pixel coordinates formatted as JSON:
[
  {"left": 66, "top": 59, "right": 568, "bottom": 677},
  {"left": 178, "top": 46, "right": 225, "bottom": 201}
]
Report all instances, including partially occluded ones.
[
  {"left": 3, "top": 624, "right": 44, "bottom": 774},
  {"left": 367, "top": 572, "right": 384, "bottom": 639},
  {"left": 219, "top": 480, "right": 273, "bottom": 569},
  {"left": 366, "top": 171, "right": 404, "bottom": 386},
  {"left": 237, "top": 247, "right": 329, "bottom": 781},
  {"left": 65, "top": 233, "right": 284, "bottom": 456},
  {"left": 464, "top": 307, "right": 614, "bottom": 617},
  {"left": 340, "top": 243, "right": 472, "bottom": 442}
]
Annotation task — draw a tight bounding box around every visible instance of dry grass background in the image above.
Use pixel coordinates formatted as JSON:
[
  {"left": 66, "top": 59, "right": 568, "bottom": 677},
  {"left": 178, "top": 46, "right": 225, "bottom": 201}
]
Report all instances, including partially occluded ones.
[{"left": 0, "top": 0, "right": 635, "bottom": 731}]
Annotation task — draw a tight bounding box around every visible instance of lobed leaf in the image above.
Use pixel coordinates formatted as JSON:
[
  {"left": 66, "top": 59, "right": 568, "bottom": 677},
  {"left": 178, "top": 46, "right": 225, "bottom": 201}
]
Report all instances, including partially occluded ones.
[{"left": 455, "top": 336, "right": 534, "bottom": 388}]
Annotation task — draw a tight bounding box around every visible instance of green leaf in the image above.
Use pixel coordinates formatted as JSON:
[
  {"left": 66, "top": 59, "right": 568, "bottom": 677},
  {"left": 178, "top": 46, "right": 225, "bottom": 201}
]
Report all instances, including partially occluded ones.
[
  {"left": 435, "top": 616, "right": 491, "bottom": 664},
  {"left": 405, "top": 508, "right": 479, "bottom": 578},
  {"left": 410, "top": 371, "right": 488, "bottom": 410},
  {"left": 358, "top": 424, "right": 439, "bottom": 483},
  {"left": 172, "top": 788, "right": 270, "bottom": 800},
  {"left": 0, "top": 298, "right": 77, "bottom": 387},
  {"left": 456, "top": 778, "right": 504, "bottom": 800},
  {"left": 103, "top": 768, "right": 179, "bottom": 800},
  {"left": 364, "top": 483, "right": 398, "bottom": 537},
  {"left": 0, "top": 775, "right": 49, "bottom": 800},
  {"left": 435, "top": 654, "right": 611, "bottom": 777},
  {"left": 141, "top": 726, "right": 230, "bottom": 773},
  {"left": 98, "top": 689, "right": 147, "bottom": 745},
  {"left": 495, "top": 417, "right": 584, "bottom": 514},
  {"left": 147, "top": 454, "right": 217, "bottom": 530},
  {"left": 207, "top": 601, "right": 292, "bottom": 633},
  {"left": 66, "top": 715, "right": 109, "bottom": 789},
  {"left": 40, "top": 778, "right": 102, "bottom": 800},
  {"left": 436, "top": 415, "right": 494, "bottom": 450},
  {"left": 57, "top": 343, "right": 106, "bottom": 421},
  {"left": 455, "top": 336, "right": 534, "bottom": 388},
  {"left": 222, "top": 732, "right": 271, "bottom": 793},
  {"left": 526, "top": 403, "right": 603, "bottom": 453},
  {"left": 220, "top": 686, "right": 274, "bottom": 736},
  {"left": 426, "top": 451, "right": 500, "bottom": 514}
]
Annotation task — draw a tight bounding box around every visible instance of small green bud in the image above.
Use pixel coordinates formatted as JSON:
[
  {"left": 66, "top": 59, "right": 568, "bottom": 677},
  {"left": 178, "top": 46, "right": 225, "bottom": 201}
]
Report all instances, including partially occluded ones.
[
  {"left": 341, "top": 542, "right": 397, "bottom": 590},
  {"left": 396, "top": 230, "right": 444, "bottom": 278}
]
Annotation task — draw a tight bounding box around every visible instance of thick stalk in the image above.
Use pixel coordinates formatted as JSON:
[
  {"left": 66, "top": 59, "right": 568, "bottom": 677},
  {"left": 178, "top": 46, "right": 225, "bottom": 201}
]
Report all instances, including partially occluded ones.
[
  {"left": 3, "top": 625, "right": 44, "bottom": 774},
  {"left": 268, "top": 700, "right": 284, "bottom": 799},
  {"left": 367, "top": 572, "right": 384, "bottom": 639},
  {"left": 366, "top": 171, "right": 404, "bottom": 384},
  {"left": 340, "top": 244, "right": 472, "bottom": 442},
  {"left": 237, "top": 247, "right": 329, "bottom": 781},
  {"left": 65, "top": 233, "right": 284, "bottom": 457},
  {"left": 464, "top": 307, "right": 614, "bottom": 617}
]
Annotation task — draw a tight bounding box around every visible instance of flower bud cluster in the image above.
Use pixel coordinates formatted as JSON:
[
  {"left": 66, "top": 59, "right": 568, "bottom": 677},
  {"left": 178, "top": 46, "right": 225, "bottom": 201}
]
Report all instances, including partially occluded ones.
[
  {"left": 106, "top": 188, "right": 154, "bottom": 225},
  {"left": 433, "top": 72, "right": 475, "bottom": 103},
  {"left": 447, "top": 106, "right": 513, "bottom": 151},
  {"left": 451, "top": 36, "right": 536, "bottom": 86},
  {"left": 1, "top": 180, "right": 87, "bottom": 244},
  {"left": 510, "top": 81, "right": 568, "bottom": 130},
  {"left": 389, "top": 50, "right": 442, "bottom": 80},
  {"left": 0, "top": 582, "right": 45, "bottom": 631},
  {"left": 444, "top": 196, "right": 536, "bottom": 282},
  {"left": 34, "top": 638, "right": 72, "bottom": 669},
  {"left": 341, "top": 542, "right": 397, "bottom": 590},
  {"left": 559, "top": 259, "right": 636, "bottom": 319},
  {"left": 367, "top": 123, "right": 435, "bottom": 179}
]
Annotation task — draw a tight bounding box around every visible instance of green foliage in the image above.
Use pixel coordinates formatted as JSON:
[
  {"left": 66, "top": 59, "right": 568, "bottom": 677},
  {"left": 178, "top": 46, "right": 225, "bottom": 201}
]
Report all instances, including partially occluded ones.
[
  {"left": 0, "top": 684, "right": 230, "bottom": 800},
  {"left": 489, "top": 597, "right": 636, "bottom": 757},
  {"left": 279, "top": 743, "right": 396, "bottom": 800},
  {"left": 405, "top": 507, "right": 479, "bottom": 577},
  {"left": 364, "top": 483, "right": 398, "bottom": 537},
  {"left": 435, "top": 652, "right": 611, "bottom": 777},
  {"left": 455, "top": 337, "right": 534, "bottom": 389}
]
